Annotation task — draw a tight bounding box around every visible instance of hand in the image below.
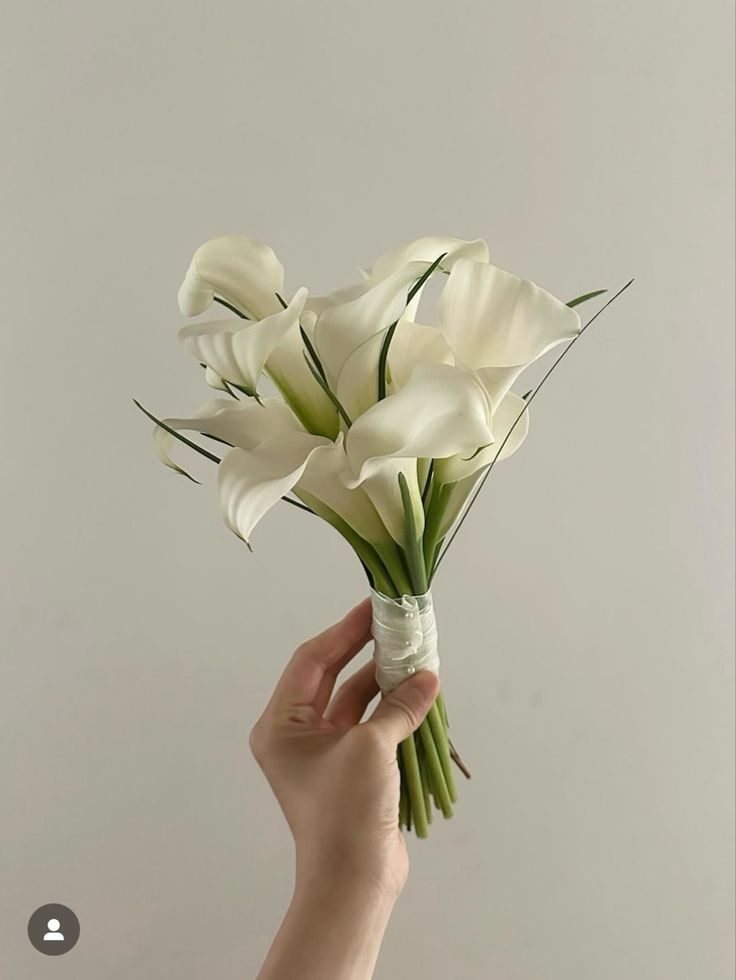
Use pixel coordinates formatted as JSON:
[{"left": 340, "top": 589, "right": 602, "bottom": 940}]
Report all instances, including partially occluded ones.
[
  {"left": 252, "top": 598, "right": 439, "bottom": 980},
  {"left": 250, "top": 597, "right": 439, "bottom": 897}
]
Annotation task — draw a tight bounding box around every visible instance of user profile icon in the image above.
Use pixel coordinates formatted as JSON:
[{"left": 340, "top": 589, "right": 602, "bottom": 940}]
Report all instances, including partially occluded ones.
[
  {"left": 28, "top": 904, "right": 79, "bottom": 955},
  {"left": 44, "top": 918, "right": 64, "bottom": 941}
]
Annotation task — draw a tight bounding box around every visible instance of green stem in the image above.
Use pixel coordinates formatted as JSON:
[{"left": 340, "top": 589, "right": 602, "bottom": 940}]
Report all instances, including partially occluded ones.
[
  {"left": 375, "top": 541, "right": 413, "bottom": 597},
  {"left": 423, "top": 482, "right": 453, "bottom": 575},
  {"left": 400, "top": 734, "right": 428, "bottom": 838},
  {"left": 428, "top": 702, "right": 457, "bottom": 803},
  {"left": 417, "top": 738, "right": 433, "bottom": 824},
  {"left": 418, "top": 717, "right": 453, "bottom": 818},
  {"left": 437, "top": 691, "right": 450, "bottom": 729}
]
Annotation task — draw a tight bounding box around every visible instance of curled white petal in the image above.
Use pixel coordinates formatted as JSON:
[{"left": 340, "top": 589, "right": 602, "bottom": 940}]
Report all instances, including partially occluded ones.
[
  {"left": 295, "top": 435, "right": 391, "bottom": 546},
  {"left": 178, "top": 234, "right": 284, "bottom": 319},
  {"left": 314, "top": 262, "right": 426, "bottom": 387},
  {"left": 357, "top": 458, "right": 424, "bottom": 544},
  {"left": 265, "top": 311, "right": 340, "bottom": 438},
  {"left": 386, "top": 319, "right": 455, "bottom": 391},
  {"left": 434, "top": 391, "right": 530, "bottom": 485},
  {"left": 204, "top": 367, "right": 228, "bottom": 392},
  {"left": 344, "top": 363, "right": 494, "bottom": 486},
  {"left": 439, "top": 259, "right": 580, "bottom": 405},
  {"left": 179, "top": 288, "right": 308, "bottom": 394},
  {"left": 368, "top": 235, "right": 490, "bottom": 283},
  {"left": 161, "top": 396, "right": 301, "bottom": 451},
  {"left": 218, "top": 432, "right": 331, "bottom": 545}
]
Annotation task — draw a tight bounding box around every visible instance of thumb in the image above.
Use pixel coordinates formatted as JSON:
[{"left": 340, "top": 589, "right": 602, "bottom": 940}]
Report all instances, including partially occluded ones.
[{"left": 366, "top": 670, "right": 440, "bottom": 744}]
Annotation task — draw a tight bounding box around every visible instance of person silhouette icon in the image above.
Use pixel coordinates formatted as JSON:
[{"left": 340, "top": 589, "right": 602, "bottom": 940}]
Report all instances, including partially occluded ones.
[{"left": 43, "top": 919, "right": 64, "bottom": 942}]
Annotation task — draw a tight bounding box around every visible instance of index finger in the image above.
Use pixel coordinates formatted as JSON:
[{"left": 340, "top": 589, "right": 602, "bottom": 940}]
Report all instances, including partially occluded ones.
[{"left": 267, "top": 598, "right": 373, "bottom": 715}]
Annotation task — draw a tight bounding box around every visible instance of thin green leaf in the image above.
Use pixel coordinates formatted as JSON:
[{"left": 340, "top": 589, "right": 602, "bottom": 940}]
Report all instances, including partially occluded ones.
[
  {"left": 133, "top": 399, "right": 221, "bottom": 463},
  {"left": 300, "top": 325, "right": 328, "bottom": 382},
  {"left": 421, "top": 460, "right": 435, "bottom": 507},
  {"left": 377, "top": 252, "right": 448, "bottom": 401},
  {"left": 213, "top": 296, "right": 250, "bottom": 318},
  {"left": 567, "top": 288, "right": 607, "bottom": 309},
  {"left": 277, "top": 290, "right": 329, "bottom": 383},
  {"left": 398, "top": 471, "right": 428, "bottom": 594},
  {"left": 432, "top": 278, "right": 635, "bottom": 578},
  {"left": 302, "top": 352, "right": 352, "bottom": 427},
  {"left": 282, "top": 496, "right": 315, "bottom": 514}
]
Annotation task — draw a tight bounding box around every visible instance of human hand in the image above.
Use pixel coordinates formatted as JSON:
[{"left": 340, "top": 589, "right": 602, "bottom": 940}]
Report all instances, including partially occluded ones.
[{"left": 249, "top": 597, "right": 440, "bottom": 902}]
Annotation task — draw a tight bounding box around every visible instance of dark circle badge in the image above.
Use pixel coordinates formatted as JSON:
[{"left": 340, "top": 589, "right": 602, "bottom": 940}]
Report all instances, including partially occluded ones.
[{"left": 27, "top": 904, "right": 80, "bottom": 955}]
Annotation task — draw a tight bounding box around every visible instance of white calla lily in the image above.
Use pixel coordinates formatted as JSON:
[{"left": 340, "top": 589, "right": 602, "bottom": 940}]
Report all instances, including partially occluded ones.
[
  {"left": 204, "top": 366, "right": 229, "bottom": 392},
  {"left": 218, "top": 430, "right": 393, "bottom": 548},
  {"left": 179, "top": 288, "right": 308, "bottom": 396},
  {"left": 335, "top": 317, "right": 456, "bottom": 421},
  {"left": 151, "top": 397, "right": 301, "bottom": 479},
  {"left": 386, "top": 318, "right": 455, "bottom": 391},
  {"left": 219, "top": 432, "right": 330, "bottom": 547},
  {"left": 294, "top": 435, "right": 392, "bottom": 547},
  {"left": 264, "top": 309, "right": 340, "bottom": 439},
  {"left": 367, "top": 235, "right": 490, "bottom": 283},
  {"left": 434, "top": 390, "right": 530, "bottom": 486},
  {"left": 178, "top": 234, "right": 284, "bottom": 319},
  {"left": 434, "top": 392, "right": 531, "bottom": 539},
  {"left": 314, "top": 261, "right": 427, "bottom": 387},
  {"left": 355, "top": 457, "right": 425, "bottom": 545},
  {"left": 344, "top": 363, "right": 494, "bottom": 486},
  {"left": 159, "top": 396, "right": 300, "bottom": 450},
  {"left": 439, "top": 259, "right": 580, "bottom": 406}
]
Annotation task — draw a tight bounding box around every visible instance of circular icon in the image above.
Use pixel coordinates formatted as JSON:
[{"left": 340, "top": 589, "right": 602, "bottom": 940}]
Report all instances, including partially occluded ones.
[{"left": 27, "top": 904, "right": 80, "bottom": 955}]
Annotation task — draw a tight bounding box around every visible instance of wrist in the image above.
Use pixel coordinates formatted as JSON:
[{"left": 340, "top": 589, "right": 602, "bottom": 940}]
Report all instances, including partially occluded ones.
[{"left": 295, "top": 853, "right": 403, "bottom": 910}]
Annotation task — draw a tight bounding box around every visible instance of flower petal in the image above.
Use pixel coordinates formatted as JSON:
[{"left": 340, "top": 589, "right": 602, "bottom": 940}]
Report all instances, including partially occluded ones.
[
  {"left": 356, "top": 458, "right": 425, "bottom": 544},
  {"left": 387, "top": 318, "right": 455, "bottom": 391},
  {"left": 368, "top": 235, "right": 490, "bottom": 283},
  {"left": 439, "top": 259, "right": 580, "bottom": 404},
  {"left": 179, "top": 288, "right": 308, "bottom": 394},
  {"left": 161, "top": 396, "right": 301, "bottom": 451},
  {"left": 265, "top": 312, "right": 340, "bottom": 438},
  {"left": 218, "top": 432, "right": 331, "bottom": 545},
  {"left": 434, "top": 390, "right": 530, "bottom": 485},
  {"left": 178, "top": 234, "right": 284, "bottom": 319},
  {"left": 435, "top": 392, "right": 531, "bottom": 538},
  {"left": 295, "top": 435, "right": 391, "bottom": 546},
  {"left": 344, "top": 363, "right": 494, "bottom": 485},
  {"left": 314, "top": 262, "right": 427, "bottom": 387}
]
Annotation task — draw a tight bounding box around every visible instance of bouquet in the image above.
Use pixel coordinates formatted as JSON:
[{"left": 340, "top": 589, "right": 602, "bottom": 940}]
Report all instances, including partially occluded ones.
[{"left": 137, "top": 233, "right": 627, "bottom": 837}]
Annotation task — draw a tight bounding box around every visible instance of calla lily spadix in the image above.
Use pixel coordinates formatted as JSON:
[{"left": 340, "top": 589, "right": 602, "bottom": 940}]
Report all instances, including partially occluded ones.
[{"left": 137, "top": 229, "right": 614, "bottom": 839}]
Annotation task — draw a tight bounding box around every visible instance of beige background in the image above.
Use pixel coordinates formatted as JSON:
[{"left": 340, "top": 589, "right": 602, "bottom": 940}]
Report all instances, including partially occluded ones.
[{"left": 1, "top": 1, "right": 733, "bottom": 978}]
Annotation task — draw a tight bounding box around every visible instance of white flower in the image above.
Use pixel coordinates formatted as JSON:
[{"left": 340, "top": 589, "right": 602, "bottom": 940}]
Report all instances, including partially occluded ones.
[
  {"left": 343, "top": 363, "right": 496, "bottom": 542},
  {"left": 151, "top": 396, "right": 389, "bottom": 549},
  {"left": 438, "top": 258, "right": 580, "bottom": 408},
  {"left": 179, "top": 288, "right": 308, "bottom": 397},
  {"left": 178, "top": 235, "right": 284, "bottom": 320},
  {"left": 177, "top": 236, "right": 338, "bottom": 437}
]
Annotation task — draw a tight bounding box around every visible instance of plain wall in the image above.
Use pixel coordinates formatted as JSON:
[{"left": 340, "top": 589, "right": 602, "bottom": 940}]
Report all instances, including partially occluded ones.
[{"left": 1, "top": 1, "right": 734, "bottom": 978}]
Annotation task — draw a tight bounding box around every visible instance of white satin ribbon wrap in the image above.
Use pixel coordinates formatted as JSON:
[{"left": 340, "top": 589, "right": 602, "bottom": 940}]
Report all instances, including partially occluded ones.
[{"left": 370, "top": 589, "right": 440, "bottom": 693}]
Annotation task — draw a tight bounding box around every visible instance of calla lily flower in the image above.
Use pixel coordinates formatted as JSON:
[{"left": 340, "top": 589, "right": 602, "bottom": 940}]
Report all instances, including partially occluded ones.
[
  {"left": 433, "top": 390, "right": 531, "bottom": 538},
  {"left": 343, "top": 363, "right": 496, "bottom": 543},
  {"left": 314, "top": 262, "right": 428, "bottom": 390},
  {"left": 141, "top": 228, "right": 610, "bottom": 841},
  {"left": 366, "top": 234, "right": 490, "bottom": 284},
  {"left": 344, "top": 363, "right": 494, "bottom": 486},
  {"left": 179, "top": 288, "right": 308, "bottom": 396},
  {"left": 438, "top": 258, "right": 580, "bottom": 408},
  {"left": 433, "top": 390, "right": 530, "bottom": 486},
  {"left": 177, "top": 236, "right": 338, "bottom": 438},
  {"left": 152, "top": 395, "right": 390, "bottom": 549},
  {"left": 219, "top": 432, "right": 392, "bottom": 549},
  {"left": 178, "top": 234, "right": 284, "bottom": 320}
]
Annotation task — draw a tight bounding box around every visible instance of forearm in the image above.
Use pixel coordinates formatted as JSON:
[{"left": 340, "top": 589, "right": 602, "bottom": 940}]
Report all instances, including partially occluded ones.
[{"left": 255, "top": 873, "right": 397, "bottom": 980}]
